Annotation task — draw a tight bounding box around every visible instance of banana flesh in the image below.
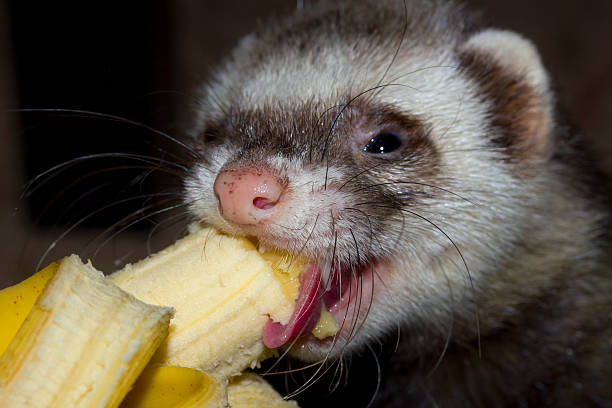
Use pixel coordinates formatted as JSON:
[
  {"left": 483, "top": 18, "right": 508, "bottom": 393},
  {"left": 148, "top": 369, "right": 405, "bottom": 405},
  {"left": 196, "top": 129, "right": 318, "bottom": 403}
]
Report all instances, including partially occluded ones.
[
  {"left": 228, "top": 373, "right": 298, "bottom": 408},
  {"left": 110, "top": 227, "right": 306, "bottom": 378},
  {"left": 0, "top": 227, "right": 305, "bottom": 407},
  {"left": 0, "top": 255, "right": 173, "bottom": 408}
]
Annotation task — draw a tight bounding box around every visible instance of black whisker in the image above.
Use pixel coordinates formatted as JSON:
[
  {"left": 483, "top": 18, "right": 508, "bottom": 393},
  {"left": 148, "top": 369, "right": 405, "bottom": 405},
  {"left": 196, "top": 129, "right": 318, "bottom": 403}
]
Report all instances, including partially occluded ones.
[
  {"left": 386, "top": 64, "right": 459, "bottom": 88},
  {"left": 343, "top": 207, "right": 385, "bottom": 254},
  {"left": 374, "top": 0, "right": 409, "bottom": 91},
  {"left": 360, "top": 202, "right": 481, "bottom": 359},
  {"left": 358, "top": 203, "right": 471, "bottom": 286},
  {"left": 336, "top": 162, "right": 386, "bottom": 192},
  {"left": 352, "top": 181, "right": 479, "bottom": 206},
  {"left": 321, "top": 82, "right": 420, "bottom": 188},
  {"left": 349, "top": 229, "right": 362, "bottom": 267}
]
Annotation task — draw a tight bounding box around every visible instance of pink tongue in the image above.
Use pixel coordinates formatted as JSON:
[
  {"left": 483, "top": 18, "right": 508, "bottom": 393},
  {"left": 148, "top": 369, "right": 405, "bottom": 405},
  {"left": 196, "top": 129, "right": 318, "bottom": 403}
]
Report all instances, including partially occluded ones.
[{"left": 263, "top": 265, "right": 323, "bottom": 348}]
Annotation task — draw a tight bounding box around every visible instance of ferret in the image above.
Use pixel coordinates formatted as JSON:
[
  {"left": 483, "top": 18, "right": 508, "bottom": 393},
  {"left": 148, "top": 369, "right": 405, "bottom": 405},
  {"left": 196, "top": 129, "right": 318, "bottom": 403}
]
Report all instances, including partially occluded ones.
[{"left": 182, "top": 1, "right": 612, "bottom": 406}]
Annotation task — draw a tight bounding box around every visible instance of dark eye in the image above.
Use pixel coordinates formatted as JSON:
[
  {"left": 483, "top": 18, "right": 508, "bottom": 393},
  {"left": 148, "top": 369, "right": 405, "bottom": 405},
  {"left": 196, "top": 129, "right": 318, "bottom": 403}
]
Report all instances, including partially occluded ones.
[{"left": 363, "top": 132, "right": 403, "bottom": 154}]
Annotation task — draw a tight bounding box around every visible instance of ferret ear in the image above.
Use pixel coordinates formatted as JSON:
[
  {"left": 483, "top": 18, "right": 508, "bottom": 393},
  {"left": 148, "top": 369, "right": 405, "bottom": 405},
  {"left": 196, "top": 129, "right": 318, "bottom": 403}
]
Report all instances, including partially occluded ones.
[{"left": 459, "top": 29, "right": 555, "bottom": 160}]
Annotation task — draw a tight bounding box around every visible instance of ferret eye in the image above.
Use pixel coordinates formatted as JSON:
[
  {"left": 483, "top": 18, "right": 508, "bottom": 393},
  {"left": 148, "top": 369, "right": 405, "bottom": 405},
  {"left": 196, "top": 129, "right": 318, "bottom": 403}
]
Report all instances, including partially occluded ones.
[{"left": 363, "top": 132, "right": 402, "bottom": 154}]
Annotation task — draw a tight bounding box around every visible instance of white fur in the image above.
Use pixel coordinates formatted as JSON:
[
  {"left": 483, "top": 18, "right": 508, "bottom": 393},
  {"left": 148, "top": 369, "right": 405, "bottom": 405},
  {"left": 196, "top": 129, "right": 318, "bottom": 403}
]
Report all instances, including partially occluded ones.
[{"left": 183, "top": 7, "right": 595, "bottom": 362}]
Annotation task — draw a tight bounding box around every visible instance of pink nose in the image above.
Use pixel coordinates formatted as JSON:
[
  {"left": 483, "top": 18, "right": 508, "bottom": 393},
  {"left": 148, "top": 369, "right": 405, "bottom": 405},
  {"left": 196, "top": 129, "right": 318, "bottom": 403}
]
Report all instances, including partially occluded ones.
[{"left": 213, "top": 168, "right": 284, "bottom": 225}]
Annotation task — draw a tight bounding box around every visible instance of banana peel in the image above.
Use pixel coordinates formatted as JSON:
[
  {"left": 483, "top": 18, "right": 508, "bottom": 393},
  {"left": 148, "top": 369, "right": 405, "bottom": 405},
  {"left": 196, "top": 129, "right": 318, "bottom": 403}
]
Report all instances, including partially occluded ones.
[{"left": 0, "top": 227, "right": 303, "bottom": 407}]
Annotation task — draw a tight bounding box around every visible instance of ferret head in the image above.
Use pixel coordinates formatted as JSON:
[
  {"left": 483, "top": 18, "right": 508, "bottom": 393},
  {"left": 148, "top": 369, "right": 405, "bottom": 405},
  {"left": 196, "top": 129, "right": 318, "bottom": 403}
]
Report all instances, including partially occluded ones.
[{"left": 184, "top": 0, "right": 573, "bottom": 362}]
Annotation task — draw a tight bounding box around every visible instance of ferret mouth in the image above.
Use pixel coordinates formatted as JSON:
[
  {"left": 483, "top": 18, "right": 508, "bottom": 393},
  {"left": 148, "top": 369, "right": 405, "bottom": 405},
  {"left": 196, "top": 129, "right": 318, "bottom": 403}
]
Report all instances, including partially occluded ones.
[{"left": 262, "top": 261, "right": 378, "bottom": 349}]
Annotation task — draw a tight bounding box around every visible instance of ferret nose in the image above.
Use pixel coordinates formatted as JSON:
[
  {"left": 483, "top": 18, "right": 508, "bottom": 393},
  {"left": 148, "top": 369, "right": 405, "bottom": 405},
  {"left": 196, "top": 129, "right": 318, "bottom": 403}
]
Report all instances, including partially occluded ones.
[{"left": 213, "top": 168, "right": 284, "bottom": 225}]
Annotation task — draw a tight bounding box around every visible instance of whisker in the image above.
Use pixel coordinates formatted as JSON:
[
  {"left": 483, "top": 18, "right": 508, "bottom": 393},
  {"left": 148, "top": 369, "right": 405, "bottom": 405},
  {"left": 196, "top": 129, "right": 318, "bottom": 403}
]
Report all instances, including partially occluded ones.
[
  {"left": 140, "top": 138, "right": 196, "bottom": 174},
  {"left": 288, "top": 213, "right": 320, "bottom": 266},
  {"left": 145, "top": 210, "right": 192, "bottom": 256},
  {"left": 345, "top": 261, "right": 376, "bottom": 347},
  {"left": 321, "top": 82, "right": 420, "bottom": 188},
  {"left": 386, "top": 64, "right": 459, "bottom": 88},
  {"left": 425, "top": 316, "right": 454, "bottom": 381},
  {"left": 108, "top": 204, "right": 190, "bottom": 269},
  {"left": 82, "top": 196, "right": 182, "bottom": 255},
  {"left": 357, "top": 203, "right": 471, "bottom": 287},
  {"left": 328, "top": 355, "right": 345, "bottom": 394},
  {"left": 373, "top": 0, "right": 409, "bottom": 91},
  {"left": 34, "top": 193, "right": 177, "bottom": 272},
  {"left": 90, "top": 202, "right": 188, "bottom": 260},
  {"left": 360, "top": 202, "right": 481, "bottom": 359},
  {"left": 38, "top": 165, "right": 182, "bottom": 225},
  {"left": 394, "top": 323, "right": 402, "bottom": 353},
  {"left": 22, "top": 152, "right": 188, "bottom": 200},
  {"left": 342, "top": 269, "right": 363, "bottom": 346},
  {"left": 50, "top": 180, "right": 116, "bottom": 226},
  {"left": 343, "top": 207, "right": 385, "bottom": 254},
  {"left": 11, "top": 108, "right": 200, "bottom": 159},
  {"left": 351, "top": 181, "right": 479, "bottom": 206},
  {"left": 435, "top": 80, "right": 467, "bottom": 144},
  {"left": 349, "top": 229, "right": 362, "bottom": 268},
  {"left": 336, "top": 162, "right": 386, "bottom": 193},
  {"left": 364, "top": 344, "right": 382, "bottom": 408}
]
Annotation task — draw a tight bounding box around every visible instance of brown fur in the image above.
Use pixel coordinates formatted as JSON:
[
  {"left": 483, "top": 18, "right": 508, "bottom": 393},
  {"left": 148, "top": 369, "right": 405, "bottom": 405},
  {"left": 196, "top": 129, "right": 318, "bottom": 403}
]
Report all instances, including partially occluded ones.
[{"left": 459, "top": 49, "right": 552, "bottom": 161}]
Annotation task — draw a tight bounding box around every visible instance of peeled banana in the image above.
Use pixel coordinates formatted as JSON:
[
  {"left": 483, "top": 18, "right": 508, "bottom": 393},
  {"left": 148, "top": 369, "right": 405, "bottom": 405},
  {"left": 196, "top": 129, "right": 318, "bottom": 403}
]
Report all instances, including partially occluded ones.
[
  {"left": 0, "top": 226, "right": 307, "bottom": 407},
  {"left": 109, "top": 226, "right": 307, "bottom": 378},
  {"left": 120, "top": 366, "right": 226, "bottom": 408},
  {"left": 0, "top": 261, "right": 57, "bottom": 357},
  {"left": 228, "top": 373, "right": 298, "bottom": 408},
  {"left": 0, "top": 256, "right": 173, "bottom": 408}
]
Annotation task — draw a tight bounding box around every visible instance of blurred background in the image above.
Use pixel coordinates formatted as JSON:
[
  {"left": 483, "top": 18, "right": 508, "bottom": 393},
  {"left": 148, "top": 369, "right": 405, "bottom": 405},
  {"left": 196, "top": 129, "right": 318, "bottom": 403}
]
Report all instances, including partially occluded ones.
[
  {"left": 0, "top": 1, "right": 611, "bottom": 405},
  {"left": 0, "top": 1, "right": 293, "bottom": 285},
  {"left": 0, "top": 0, "right": 612, "bottom": 286},
  {"left": 1, "top": 0, "right": 611, "bottom": 296}
]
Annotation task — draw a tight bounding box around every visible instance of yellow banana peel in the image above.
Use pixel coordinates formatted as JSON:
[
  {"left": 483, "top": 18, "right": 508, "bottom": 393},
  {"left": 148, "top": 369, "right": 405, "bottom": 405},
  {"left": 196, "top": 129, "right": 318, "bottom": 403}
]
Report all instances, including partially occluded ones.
[
  {"left": 120, "top": 366, "right": 226, "bottom": 408},
  {"left": 0, "top": 227, "right": 304, "bottom": 407},
  {"left": 0, "top": 261, "right": 58, "bottom": 357},
  {"left": 0, "top": 255, "right": 173, "bottom": 408}
]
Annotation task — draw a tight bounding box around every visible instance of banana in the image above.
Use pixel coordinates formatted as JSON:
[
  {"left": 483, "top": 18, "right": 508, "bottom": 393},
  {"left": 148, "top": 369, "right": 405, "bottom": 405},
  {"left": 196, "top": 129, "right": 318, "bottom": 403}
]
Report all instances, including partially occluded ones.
[
  {"left": 0, "top": 255, "right": 173, "bottom": 408},
  {"left": 121, "top": 368, "right": 298, "bottom": 408},
  {"left": 0, "top": 261, "right": 57, "bottom": 357},
  {"left": 109, "top": 226, "right": 307, "bottom": 379},
  {"left": 228, "top": 373, "right": 298, "bottom": 408},
  {"left": 0, "top": 226, "right": 307, "bottom": 407},
  {"left": 120, "top": 366, "right": 226, "bottom": 408}
]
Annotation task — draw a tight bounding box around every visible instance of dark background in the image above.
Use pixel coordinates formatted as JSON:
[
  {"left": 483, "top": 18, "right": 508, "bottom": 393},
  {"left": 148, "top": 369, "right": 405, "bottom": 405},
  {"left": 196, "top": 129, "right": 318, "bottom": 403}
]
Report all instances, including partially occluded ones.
[{"left": 0, "top": 1, "right": 611, "bottom": 403}]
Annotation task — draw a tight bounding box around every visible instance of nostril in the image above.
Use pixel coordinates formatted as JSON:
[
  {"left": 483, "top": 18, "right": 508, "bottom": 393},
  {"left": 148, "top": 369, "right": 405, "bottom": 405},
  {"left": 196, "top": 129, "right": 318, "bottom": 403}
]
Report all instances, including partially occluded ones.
[
  {"left": 214, "top": 167, "right": 285, "bottom": 225},
  {"left": 253, "top": 196, "right": 278, "bottom": 210}
]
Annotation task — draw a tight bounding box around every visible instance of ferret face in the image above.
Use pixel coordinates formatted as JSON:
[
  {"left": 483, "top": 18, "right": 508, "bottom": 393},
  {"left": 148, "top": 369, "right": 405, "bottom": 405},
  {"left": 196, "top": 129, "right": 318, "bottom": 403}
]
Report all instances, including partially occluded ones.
[{"left": 184, "top": 0, "right": 557, "bottom": 361}]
